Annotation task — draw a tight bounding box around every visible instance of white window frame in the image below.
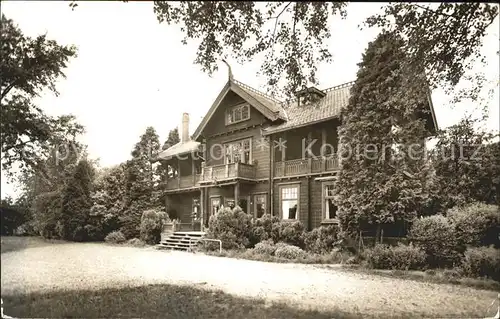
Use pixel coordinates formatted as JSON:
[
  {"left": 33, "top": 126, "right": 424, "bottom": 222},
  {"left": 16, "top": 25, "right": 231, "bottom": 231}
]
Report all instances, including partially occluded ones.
[
  {"left": 226, "top": 103, "right": 250, "bottom": 125},
  {"left": 322, "top": 182, "right": 338, "bottom": 220},
  {"left": 253, "top": 193, "right": 267, "bottom": 218},
  {"left": 279, "top": 184, "right": 300, "bottom": 220},
  {"left": 223, "top": 138, "right": 252, "bottom": 164},
  {"left": 210, "top": 196, "right": 221, "bottom": 215}
]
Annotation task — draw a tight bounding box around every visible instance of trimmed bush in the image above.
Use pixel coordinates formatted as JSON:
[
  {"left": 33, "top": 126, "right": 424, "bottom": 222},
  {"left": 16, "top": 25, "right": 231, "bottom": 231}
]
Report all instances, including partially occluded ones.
[
  {"left": 364, "top": 243, "right": 426, "bottom": 270},
  {"left": 253, "top": 239, "right": 277, "bottom": 256},
  {"left": 304, "top": 225, "right": 340, "bottom": 253},
  {"left": 105, "top": 230, "right": 126, "bottom": 244},
  {"left": 271, "top": 220, "right": 306, "bottom": 248},
  {"left": 127, "top": 238, "right": 146, "bottom": 247},
  {"left": 140, "top": 209, "right": 169, "bottom": 244},
  {"left": 250, "top": 214, "right": 280, "bottom": 245},
  {"left": 460, "top": 246, "right": 500, "bottom": 281},
  {"left": 207, "top": 206, "right": 252, "bottom": 249},
  {"left": 274, "top": 243, "right": 306, "bottom": 259},
  {"left": 408, "top": 215, "right": 461, "bottom": 267},
  {"left": 447, "top": 203, "right": 500, "bottom": 248}
]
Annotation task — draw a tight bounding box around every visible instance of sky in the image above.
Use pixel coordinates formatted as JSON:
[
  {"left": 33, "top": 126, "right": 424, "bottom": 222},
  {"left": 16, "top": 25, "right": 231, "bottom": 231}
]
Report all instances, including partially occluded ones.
[{"left": 1, "top": 1, "right": 499, "bottom": 198}]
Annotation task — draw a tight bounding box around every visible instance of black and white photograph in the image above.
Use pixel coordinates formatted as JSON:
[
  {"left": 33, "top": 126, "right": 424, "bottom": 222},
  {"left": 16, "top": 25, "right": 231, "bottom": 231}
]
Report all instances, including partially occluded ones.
[{"left": 1, "top": 1, "right": 499, "bottom": 318}]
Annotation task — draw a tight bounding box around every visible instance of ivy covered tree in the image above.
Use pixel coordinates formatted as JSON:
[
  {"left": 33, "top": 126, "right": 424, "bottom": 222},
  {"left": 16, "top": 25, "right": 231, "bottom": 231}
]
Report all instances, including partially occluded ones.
[
  {"left": 59, "top": 158, "right": 96, "bottom": 241},
  {"left": 0, "top": 15, "right": 83, "bottom": 180},
  {"left": 334, "top": 32, "right": 436, "bottom": 241},
  {"left": 432, "top": 117, "right": 500, "bottom": 208},
  {"left": 121, "top": 127, "right": 162, "bottom": 238}
]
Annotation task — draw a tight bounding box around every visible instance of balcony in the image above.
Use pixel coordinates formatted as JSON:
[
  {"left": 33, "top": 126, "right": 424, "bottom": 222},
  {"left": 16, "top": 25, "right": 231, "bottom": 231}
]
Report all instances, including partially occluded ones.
[
  {"left": 274, "top": 156, "right": 339, "bottom": 177},
  {"left": 200, "top": 162, "right": 257, "bottom": 183},
  {"left": 165, "top": 174, "right": 201, "bottom": 191}
]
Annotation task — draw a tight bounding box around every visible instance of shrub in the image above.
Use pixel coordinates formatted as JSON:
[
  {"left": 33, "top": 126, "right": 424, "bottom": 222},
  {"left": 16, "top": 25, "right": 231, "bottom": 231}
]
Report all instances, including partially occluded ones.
[
  {"left": 127, "top": 238, "right": 146, "bottom": 247},
  {"left": 447, "top": 203, "right": 500, "bottom": 248},
  {"left": 271, "top": 220, "right": 306, "bottom": 248},
  {"left": 364, "top": 243, "right": 426, "bottom": 270},
  {"left": 274, "top": 243, "right": 306, "bottom": 259},
  {"left": 207, "top": 206, "right": 252, "bottom": 249},
  {"left": 253, "top": 239, "right": 277, "bottom": 256},
  {"left": 105, "top": 230, "right": 126, "bottom": 244},
  {"left": 84, "top": 224, "right": 104, "bottom": 241},
  {"left": 304, "top": 225, "right": 340, "bottom": 253},
  {"left": 460, "top": 246, "right": 500, "bottom": 281},
  {"left": 140, "top": 209, "right": 169, "bottom": 245},
  {"left": 250, "top": 214, "right": 280, "bottom": 245},
  {"left": 408, "top": 215, "right": 461, "bottom": 267}
]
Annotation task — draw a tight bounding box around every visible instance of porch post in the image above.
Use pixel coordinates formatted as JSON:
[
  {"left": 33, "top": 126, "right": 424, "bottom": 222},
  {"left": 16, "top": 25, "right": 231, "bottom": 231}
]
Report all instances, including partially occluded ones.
[
  {"left": 321, "top": 127, "right": 327, "bottom": 171},
  {"left": 200, "top": 187, "right": 205, "bottom": 231},
  {"left": 177, "top": 157, "right": 181, "bottom": 188},
  {"left": 234, "top": 181, "right": 240, "bottom": 207},
  {"left": 269, "top": 134, "right": 274, "bottom": 217}
]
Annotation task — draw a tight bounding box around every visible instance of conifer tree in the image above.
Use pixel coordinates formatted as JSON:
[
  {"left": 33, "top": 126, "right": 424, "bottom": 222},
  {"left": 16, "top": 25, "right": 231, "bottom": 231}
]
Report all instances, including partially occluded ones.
[{"left": 334, "top": 32, "right": 436, "bottom": 241}]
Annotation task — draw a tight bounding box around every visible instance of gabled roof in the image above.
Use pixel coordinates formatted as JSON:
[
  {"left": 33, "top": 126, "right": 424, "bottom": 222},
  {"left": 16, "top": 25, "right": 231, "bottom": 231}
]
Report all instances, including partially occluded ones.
[
  {"left": 155, "top": 140, "right": 200, "bottom": 161},
  {"left": 262, "top": 82, "right": 354, "bottom": 135},
  {"left": 192, "top": 79, "right": 286, "bottom": 140}
]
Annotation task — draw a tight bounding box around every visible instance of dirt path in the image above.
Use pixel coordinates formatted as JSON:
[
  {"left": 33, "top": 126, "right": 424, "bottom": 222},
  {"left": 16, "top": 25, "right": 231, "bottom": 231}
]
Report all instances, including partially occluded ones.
[{"left": 1, "top": 242, "right": 497, "bottom": 318}]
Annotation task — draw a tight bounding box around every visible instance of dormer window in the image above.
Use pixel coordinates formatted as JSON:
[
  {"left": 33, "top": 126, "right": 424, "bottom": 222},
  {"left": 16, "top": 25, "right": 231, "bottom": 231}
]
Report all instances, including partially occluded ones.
[
  {"left": 296, "top": 87, "right": 326, "bottom": 106},
  {"left": 226, "top": 103, "right": 250, "bottom": 125}
]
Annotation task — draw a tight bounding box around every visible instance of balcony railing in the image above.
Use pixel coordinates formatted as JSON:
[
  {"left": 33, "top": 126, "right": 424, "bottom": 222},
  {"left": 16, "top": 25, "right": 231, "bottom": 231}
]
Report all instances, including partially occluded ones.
[
  {"left": 274, "top": 156, "right": 339, "bottom": 177},
  {"left": 200, "top": 162, "right": 256, "bottom": 183},
  {"left": 165, "top": 174, "right": 201, "bottom": 190}
]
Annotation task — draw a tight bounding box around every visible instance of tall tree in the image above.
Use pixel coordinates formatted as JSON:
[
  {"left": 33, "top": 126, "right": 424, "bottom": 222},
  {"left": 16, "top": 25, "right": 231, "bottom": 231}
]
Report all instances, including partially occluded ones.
[
  {"left": 432, "top": 117, "right": 500, "bottom": 208},
  {"left": 334, "top": 32, "right": 435, "bottom": 241},
  {"left": 121, "top": 127, "right": 162, "bottom": 238},
  {"left": 59, "top": 158, "right": 95, "bottom": 241},
  {"left": 161, "top": 127, "right": 180, "bottom": 150},
  {"left": 0, "top": 15, "right": 84, "bottom": 180},
  {"left": 147, "top": 2, "right": 497, "bottom": 100}
]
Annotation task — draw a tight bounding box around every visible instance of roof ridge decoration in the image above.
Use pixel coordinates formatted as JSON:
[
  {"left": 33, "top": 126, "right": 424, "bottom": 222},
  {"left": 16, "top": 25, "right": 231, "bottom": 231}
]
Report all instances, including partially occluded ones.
[
  {"left": 232, "top": 79, "right": 282, "bottom": 104},
  {"left": 221, "top": 59, "right": 234, "bottom": 81}
]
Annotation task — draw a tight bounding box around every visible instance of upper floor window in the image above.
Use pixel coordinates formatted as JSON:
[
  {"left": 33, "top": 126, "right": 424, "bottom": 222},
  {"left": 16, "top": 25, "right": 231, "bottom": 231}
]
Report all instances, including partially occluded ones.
[
  {"left": 226, "top": 103, "right": 250, "bottom": 125},
  {"left": 224, "top": 138, "right": 251, "bottom": 164}
]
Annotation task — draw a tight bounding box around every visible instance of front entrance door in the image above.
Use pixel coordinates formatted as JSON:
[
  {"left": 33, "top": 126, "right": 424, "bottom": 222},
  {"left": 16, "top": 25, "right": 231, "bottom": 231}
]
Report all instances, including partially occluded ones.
[{"left": 238, "top": 196, "right": 250, "bottom": 214}]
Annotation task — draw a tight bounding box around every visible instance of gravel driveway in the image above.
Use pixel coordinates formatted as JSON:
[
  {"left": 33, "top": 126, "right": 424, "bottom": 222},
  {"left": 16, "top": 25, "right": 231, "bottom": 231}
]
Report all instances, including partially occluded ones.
[{"left": 1, "top": 242, "right": 497, "bottom": 318}]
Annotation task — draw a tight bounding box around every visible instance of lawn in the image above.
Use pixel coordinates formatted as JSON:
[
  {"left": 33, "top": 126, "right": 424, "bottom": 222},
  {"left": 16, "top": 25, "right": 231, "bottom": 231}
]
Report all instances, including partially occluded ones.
[
  {"left": 2, "top": 284, "right": 365, "bottom": 319},
  {"left": 1, "top": 236, "right": 66, "bottom": 254}
]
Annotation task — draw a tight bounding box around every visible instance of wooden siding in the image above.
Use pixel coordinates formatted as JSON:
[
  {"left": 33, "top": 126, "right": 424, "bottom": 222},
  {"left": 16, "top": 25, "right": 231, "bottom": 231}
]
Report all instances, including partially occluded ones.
[
  {"left": 204, "top": 127, "right": 270, "bottom": 179},
  {"left": 202, "top": 90, "right": 269, "bottom": 137},
  {"left": 166, "top": 192, "right": 199, "bottom": 224}
]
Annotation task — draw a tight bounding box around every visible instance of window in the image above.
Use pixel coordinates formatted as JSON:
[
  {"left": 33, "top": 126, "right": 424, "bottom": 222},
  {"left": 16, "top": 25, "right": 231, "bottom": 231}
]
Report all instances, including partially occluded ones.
[
  {"left": 211, "top": 197, "right": 221, "bottom": 215},
  {"left": 280, "top": 185, "right": 299, "bottom": 220},
  {"left": 226, "top": 103, "right": 250, "bottom": 125},
  {"left": 253, "top": 194, "right": 267, "bottom": 218},
  {"left": 225, "top": 198, "right": 235, "bottom": 208},
  {"left": 192, "top": 198, "right": 200, "bottom": 219},
  {"left": 224, "top": 138, "right": 251, "bottom": 164},
  {"left": 323, "top": 183, "right": 338, "bottom": 220}
]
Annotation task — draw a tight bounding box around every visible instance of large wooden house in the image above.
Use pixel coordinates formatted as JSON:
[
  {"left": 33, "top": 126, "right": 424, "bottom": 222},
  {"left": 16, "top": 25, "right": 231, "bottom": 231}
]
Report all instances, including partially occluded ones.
[{"left": 156, "top": 74, "right": 437, "bottom": 233}]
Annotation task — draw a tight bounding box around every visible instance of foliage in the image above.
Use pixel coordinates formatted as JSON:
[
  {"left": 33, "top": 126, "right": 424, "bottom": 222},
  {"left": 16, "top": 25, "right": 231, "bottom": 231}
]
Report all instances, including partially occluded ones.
[
  {"left": 59, "top": 159, "right": 95, "bottom": 241},
  {"left": 162, "top": 127, "right": 180, "bottom": 151},
  {"left": 271, "top": 220, "right": 306, "bottom": 248},
  {"left": 365, "top": 3, "right": 498, "bottom": 104},
  {"left": 253, "top": 239, "right": 277, "bottom": 256},
  {"left": 447, "top": 203, "right": 500, "bottom": 248},
  {"left": 335, "top": 32, "right": 435, "bottom": 239},
  {"left": 121, "top": 127, "right": 162, "bottom": 238},
  {"left": 432, "top": 117, "right": 500, "bottom": 208},
  {"left": 274, "top": 243, "right": 306, "bottom": 259},
  {"left": 408, "top": 215, "right": 461, "bottom": 267},
  {"left": 0, "top": 197, "right": 29, "bottom": 235},
  {"left": 140, "top": 209, "right": 169, "bottom": 244},
  {"left": 152, "top": 2, "right": 346, "bottom": 97},
  {"left": 363, "top": 243, "right": 427, "bottom": 271},
  {"left": 126, "top": 238, "right": 147, "bottom": 247},
  {"left": 460, "top": 246, "right": 500, "bottom": 281},
  {"left": 250, "top": 213, "right": 280, "bottom": 245},
  {"left": 303, "top": 225, "right": 339, "bottom": 254},
  {"left": 207, "top": 205, "right": 252, "bottom": 249},
  {"left": 104, "top": 231, "right": 126, "bottom": 244},
  {"left": 0, "top": 14, "right": 83, "bottom": 179}
]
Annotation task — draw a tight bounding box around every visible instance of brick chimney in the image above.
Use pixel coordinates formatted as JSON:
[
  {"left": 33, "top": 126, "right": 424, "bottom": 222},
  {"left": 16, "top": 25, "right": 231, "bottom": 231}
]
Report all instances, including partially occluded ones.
[{"left": 181, "top": 112, "right": 190, "bottom": 143}]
